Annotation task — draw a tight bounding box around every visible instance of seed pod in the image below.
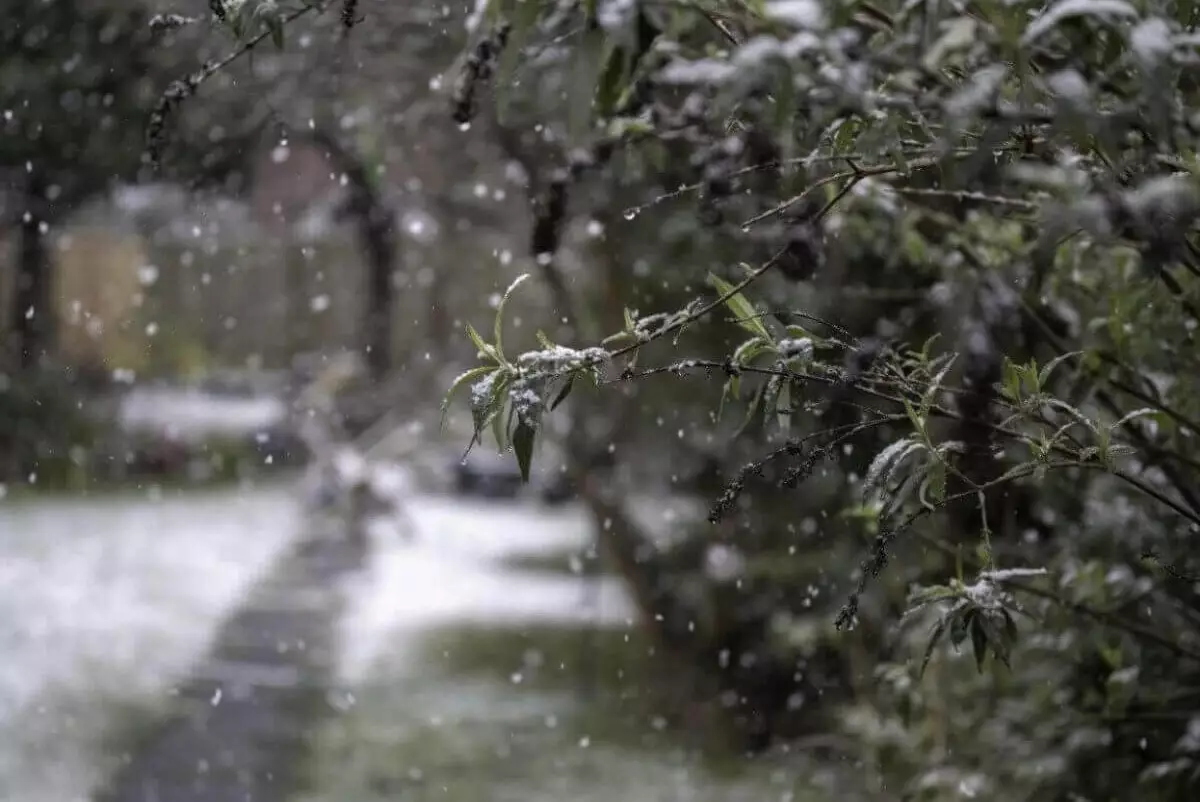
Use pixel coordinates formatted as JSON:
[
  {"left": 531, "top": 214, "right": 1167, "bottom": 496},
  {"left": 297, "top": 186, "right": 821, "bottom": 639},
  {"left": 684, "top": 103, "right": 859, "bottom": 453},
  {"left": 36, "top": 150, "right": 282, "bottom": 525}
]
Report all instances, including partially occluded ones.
[
  {"left": 592, "top": 137, "right": 616, "bottom": 165},
  {"left": 742, "top": 126, "right": 779, "bottom": 172},
  {"left": 698, "top": 201, "right": 724, "bottom": 227},
  {"left": 450, "top": 22, "right": 512, "bottom": 125},
  {"left": 775, "top": 222, "right": 824, "bottom": 282},
  {"left": 341, "top": 0, "right": 360, "bottom": 28},
  {"left": 567, "top": 147, "right": 595, "bottom": 178},
  {"left": 681, "top": 92, "right": 708, "bottom": 126},
  {"left": 703, "top": 162, "right": 732, "bottom": 199},
  {"left": 717, "top": 135, "right": 744, "bottom": 159},
  {"left": 531, "top": 170, "right": 570, "bottom": 259}
]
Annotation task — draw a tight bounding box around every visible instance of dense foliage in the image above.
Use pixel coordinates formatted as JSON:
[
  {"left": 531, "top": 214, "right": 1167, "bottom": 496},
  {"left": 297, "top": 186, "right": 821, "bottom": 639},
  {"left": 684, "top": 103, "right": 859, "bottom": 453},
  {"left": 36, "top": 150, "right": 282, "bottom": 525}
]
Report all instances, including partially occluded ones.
[
  {"left": 437, "top": 0, "right": 1200, "bottom": 799},
  {"left": 137, "top": 0, "right": 1200, "bottom": 798}
]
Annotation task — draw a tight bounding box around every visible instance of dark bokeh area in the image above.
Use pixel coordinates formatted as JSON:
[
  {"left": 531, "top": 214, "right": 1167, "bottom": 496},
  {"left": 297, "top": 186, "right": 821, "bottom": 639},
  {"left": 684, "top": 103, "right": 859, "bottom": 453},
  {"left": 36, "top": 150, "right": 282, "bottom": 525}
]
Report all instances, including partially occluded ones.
[{"left": 3, "top": 2, "right": 1200, "bottom": 801}]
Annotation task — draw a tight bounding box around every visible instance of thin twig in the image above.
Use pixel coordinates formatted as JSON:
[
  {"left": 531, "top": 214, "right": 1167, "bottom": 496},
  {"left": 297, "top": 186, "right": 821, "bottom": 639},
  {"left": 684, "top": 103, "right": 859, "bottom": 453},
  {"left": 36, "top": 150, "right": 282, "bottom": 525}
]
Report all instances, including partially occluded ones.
[
  {"left": 893, "top": 186, "right": 1038, "bottom": 210},
  {"left": 619, "top": 148, "right": 1005, "bottom": 220},
  {"left": 144, "top": 2, "right": 327, "bottom": 171},
  {"left": 739, "top": 157, "right": 939, "bottom": 229}
]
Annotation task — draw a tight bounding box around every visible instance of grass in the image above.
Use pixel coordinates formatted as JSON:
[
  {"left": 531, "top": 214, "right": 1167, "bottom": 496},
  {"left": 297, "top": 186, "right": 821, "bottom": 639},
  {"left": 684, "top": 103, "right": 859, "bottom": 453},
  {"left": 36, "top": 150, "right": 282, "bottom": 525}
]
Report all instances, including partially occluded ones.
[
  {"left": 497, "top": 546, "right": 622, "bottom": 576},
  {"left": 1, "top": 446, "right": 304, "bottom": 501},
  {"left": 296, "top": 622, "right": 846, "bottom": 802}
]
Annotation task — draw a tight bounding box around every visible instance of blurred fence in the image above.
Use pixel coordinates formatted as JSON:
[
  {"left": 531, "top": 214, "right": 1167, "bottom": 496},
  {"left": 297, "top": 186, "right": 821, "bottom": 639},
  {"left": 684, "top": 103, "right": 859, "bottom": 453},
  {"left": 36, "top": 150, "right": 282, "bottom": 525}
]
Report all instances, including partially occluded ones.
[{"left": 1, "top": 201, "right": 373, "bottom": 377}]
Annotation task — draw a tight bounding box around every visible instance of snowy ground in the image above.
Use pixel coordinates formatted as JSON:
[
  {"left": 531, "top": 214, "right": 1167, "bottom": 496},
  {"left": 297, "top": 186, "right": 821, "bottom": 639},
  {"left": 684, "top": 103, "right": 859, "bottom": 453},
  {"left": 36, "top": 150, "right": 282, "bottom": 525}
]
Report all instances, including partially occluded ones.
[
  {"left": 116, "top": 385, "right": 289, "bottom": 441},
  {"left": 0, "top": 478, "right": 837, "bottom": 802},
  {"left": 304, "top": 493, "right": 837, "bottom": 802},
  {"left": 0, "top": 484, "right": 299, "bottom": 802},
  {"left": 336, "top": 495, "right": 636, "bottom": 685},
  {"left": 0, "top": 480, "right": 637, "bottom": 802}
]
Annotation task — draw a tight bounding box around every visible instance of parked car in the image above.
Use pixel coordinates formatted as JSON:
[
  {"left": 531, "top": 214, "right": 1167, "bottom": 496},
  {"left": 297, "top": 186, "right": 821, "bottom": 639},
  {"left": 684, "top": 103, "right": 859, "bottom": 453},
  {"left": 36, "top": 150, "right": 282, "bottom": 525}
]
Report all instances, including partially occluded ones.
[
  {"left": 452, "top": 449, "right": 524, "bottom": 499},
  {"left": 448, "top": 444, "right": 581, "bottom": 505}
]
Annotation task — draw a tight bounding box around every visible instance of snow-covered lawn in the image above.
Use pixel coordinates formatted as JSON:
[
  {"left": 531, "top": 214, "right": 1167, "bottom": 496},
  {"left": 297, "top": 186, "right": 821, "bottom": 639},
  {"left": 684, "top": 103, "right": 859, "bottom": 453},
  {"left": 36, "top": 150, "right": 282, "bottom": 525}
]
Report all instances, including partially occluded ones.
[{"left": 0, "top": 483, "right": 299, "bottom": 802}]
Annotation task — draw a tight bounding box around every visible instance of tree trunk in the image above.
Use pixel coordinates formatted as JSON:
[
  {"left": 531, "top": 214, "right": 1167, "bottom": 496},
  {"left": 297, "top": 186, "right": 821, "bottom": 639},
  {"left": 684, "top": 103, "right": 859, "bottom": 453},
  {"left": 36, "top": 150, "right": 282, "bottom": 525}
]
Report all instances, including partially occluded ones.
[
  {"left": 306, "top": 129, "right": 396, "bottom": 383},
  {"left": 361, "top": 208, "right": 393, "bottom": 381},
  {"left": 285, "top": 242, "right": 311, "bottom": 363},
  {"left": 10, "top": 174, "right": 51, "bottom": 371}
]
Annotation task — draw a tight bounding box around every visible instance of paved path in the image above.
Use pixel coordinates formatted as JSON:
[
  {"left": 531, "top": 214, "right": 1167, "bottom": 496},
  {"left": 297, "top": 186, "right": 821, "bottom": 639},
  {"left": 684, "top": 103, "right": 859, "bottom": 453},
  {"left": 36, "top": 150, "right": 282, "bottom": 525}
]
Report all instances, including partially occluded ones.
[{"left": 95, "top": 512, "right": 369, "bottom": 802}]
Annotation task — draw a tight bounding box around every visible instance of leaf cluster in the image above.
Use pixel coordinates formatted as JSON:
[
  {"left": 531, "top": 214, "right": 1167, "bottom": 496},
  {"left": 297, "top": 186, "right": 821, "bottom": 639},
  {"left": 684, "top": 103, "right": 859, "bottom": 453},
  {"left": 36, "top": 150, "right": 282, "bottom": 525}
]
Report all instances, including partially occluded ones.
[{"left": 442, "top": 274, "right": 606, "bottom": 480}]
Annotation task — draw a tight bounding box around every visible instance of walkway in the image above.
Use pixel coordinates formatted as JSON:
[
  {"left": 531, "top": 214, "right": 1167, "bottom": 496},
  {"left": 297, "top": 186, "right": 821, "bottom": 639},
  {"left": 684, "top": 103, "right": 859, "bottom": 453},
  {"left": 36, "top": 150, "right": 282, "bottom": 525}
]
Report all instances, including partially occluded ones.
[{"left": 95, "top": 510, "right": 369, "bottom": 802}]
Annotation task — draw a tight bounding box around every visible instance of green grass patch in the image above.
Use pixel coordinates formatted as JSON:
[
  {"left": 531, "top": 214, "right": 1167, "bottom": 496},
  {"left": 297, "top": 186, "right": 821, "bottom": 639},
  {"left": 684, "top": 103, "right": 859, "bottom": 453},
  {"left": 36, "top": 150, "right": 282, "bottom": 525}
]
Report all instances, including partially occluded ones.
[{"left": 297, "top": 621, "right": 844, "bottom": 802}]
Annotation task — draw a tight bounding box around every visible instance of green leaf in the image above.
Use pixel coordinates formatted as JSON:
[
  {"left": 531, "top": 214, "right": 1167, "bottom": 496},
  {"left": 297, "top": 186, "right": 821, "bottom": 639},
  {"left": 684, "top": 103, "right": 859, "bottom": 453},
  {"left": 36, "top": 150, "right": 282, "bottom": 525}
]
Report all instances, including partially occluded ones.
[
  {"left": 977, "top": 612, "right": 1013, "bottom": 669},
  {"left": 906, "top": 584, "right": 960, "bottom": 612},
  {"left": 902, "top": 397, "right": 925, "bottom": 435},
  {"left": 494, "top": 397, "right": 512, "bottom": 452},
  {"left": 1111, "top": 407, "right": 1161, "bottom": 431},
  {"left": 920, "top": 356, "right": 957, "bottom": 419},
  {"left": 887, "top": 139, "right": 909, "bottom": 176},
  {"left": 784, "top": 324, "right": 812, "bottom": 340},
  {"left": 1023, "top": 0, "right": 1139, "bottom": 44},
  {"left": 225, "top": 1, "right": 248, "bottom": 38},
  {"left": 883, "top": 470, "right": 920, "bottom": 520},
  {"left": 600, "top": 3, "right": 660, "bottom": 117},
  {"left": 922, "top": 16, "right": 978, "bottom": 71},
  {"left": 467, "top": 323, "right": 502, "bottom": 364},
  {"left": 863, "top": 436, "right": 924, "bottom": 500},
  {"left": 442, "top": 366, "right": 496, "bottom": 427},
  {"left": 920, "top": 459, "right": 947, "bottom": 507},
  {"left": 1045, "top": 398, "right": 1098, "bottom": 434},
  {"left": 708, "top": 273, "right": 771, "bottom": 340},
  {"left": 831, "top": 117, "right": 862, "bottom": 155},
  {"left": 1098, "top": 643, "right": 1123, "bottom": 670},
  {"left": 512, "top": 420, "right": 536, "bottom": 482},
  {"left": 732, "top": 336, "right": 769, "bottom": 367},
  {"left": 601, "top": 330, "right": 635, "bottom": 347},
  {"left": 717, "top": 378, "right": 732, "bottom": 423},
  {"left": 251, "top": 0, "right": 283, "bottom": 45},
  {"left": 470, "top": 370, "right": 510, "bottom": 445},
  {"left": 917, "top": 333, "right": 942, "bottom": 364},
  {"left": 736, "top": 380, "right": 769, "bottom": 438},
  {"left": 550, "top": 377, "right": 575, "bottom": 411},
  {"left": 595, "top": 44, "right": 627, "bottom": 119},
  {"left": 776, "top": 380, "right": 792, "bottom": 433},
  {"left": 495, "top": 273, "right": 531, "bottom": 360},
  {"left": 919, "top": 615, "right": 950, "bottom": 678},
  {"left": 1001, "top": 358, "right": 1023, "bottom": 402},
  {"left": 1002, "top": 609, "right": 1019, "bottom": 644},
  {"left": 761, "top": 375, "right": 782, "bottom": 434},
  {"left": 970, "top": 612, "right": 989, "bottom": 672},
  {"left": 1038, "top": 350, "right": 1081, "bottom": 388},
  {"left": 949, "top": 609, "right": 971, "bottom": 649}
]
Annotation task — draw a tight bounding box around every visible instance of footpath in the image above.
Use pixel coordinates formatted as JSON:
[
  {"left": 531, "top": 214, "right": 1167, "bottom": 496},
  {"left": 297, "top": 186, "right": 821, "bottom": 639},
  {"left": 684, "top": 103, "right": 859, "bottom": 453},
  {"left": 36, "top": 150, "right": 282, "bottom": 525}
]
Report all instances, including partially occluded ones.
[{"left": 96, "top": 506, "right": 369, "bottom": 802}]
